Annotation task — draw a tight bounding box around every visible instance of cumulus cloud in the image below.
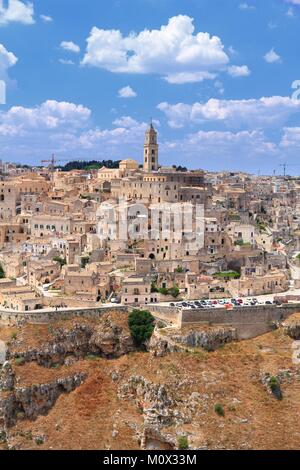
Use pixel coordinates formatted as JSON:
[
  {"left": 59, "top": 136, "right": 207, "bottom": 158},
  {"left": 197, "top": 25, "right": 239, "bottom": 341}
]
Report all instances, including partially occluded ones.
[
  {"left": 264, "top": 48, "right": 281, "bottom": 63},
  {"left": 157, "top": 96, "right": 300, "bottom": 129},
  {"left": 40, "top": 14, "right": 53, "bottom": 23},
  {"left": 0, "top": 102, "right": 149, "bottom": 163},
  {"left": 0, "top": 100, "right": 91, "bottom": 131},
  {"left": 82, "top": 15, "right": 229, "bottom": 84},
  {"left": 0, "top": 0, "right": 34, "bottom": 26},
  {"left": 60, "top": 41, "right": 80, "bottom": 53},
  {"left": 227, "top": 65, "right": 251, "bottom": 77},
  {"left": 280, "top": 127, "right": 300, "bottom": 148},
  {"left": 161, "top": 129, "right": 278, "bottom": 172},
  {"left": 118, "top": 86, "right": 137, "bottom": 98}
]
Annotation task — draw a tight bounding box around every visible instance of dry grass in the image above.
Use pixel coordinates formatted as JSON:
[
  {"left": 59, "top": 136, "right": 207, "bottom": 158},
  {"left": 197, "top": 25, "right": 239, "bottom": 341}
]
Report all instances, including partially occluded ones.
[{"left": 2, "top": 316, "right": 300, "bottom": 450}]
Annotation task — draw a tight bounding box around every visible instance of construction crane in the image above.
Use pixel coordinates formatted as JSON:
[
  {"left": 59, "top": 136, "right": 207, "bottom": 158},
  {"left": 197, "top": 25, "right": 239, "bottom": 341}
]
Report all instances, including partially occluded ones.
[
  {"left": 279, "top": 163, "right": 300, "bottom": 177},
  {"left": 41, "top": 154, "right": 78, "bottom": 173}
]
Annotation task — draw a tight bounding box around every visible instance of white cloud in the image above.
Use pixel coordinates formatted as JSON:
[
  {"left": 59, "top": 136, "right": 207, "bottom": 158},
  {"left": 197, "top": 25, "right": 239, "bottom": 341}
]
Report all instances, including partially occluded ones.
[
  {"left": 0, "top": 102, "right": 149, "bottom": 163},
  {"left": 286, "top": 7, "right": 295, "bottom": 17},
  {"left": 59, "top": 59, "right": 75, "bottom": 65},
  {"left": 40, "top": 14, "right": 53, "bottom": 23},
  {"left": 228, "top": 65, "right": 251, "bottom": 77},
  {"left": 82, "top": 15, "right": 229, "bottom": 84},
  {"left": 161, "top": 129, "right": 277, "bottom": 171},
  {"left": 239, "top": 3, "right": 256, "bottom": 10},
  {"left": 158, "top": 96, "right": 300, "bottom": 129},
  {"left": 0, "top": 0, "right": 34, "bottom": 26},
  {"left": 264, "top": 48, "right": 281, "bottom": 63},
  {"left": 280, "top": 127, "right": 300, "bottom": 148},
  {"left": 118, "top": 86, "right": 137, "bottom": 98},
  {"left": 268, "top": 21, "right": 277, "bottom": 29},
  {"left": 60, "top": 41, "right": 80, "bottom": 54},
  {"left": 0, "top": 100, "right": 91, "bottom": 131},
  {"left": 0, "top": 43, "right": 18, "bottom": 81},
  {"left": 164, "top": 71, "right": 216, "bottom": 84}
]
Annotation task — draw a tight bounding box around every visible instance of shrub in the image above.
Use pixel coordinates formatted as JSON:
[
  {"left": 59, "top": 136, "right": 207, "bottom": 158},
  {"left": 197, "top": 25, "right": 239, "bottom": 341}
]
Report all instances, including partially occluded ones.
[
  {"left": 128, "top": 309, "right": 155, "bottom": 347},
  {"left": 151, "top": 282, "right": 159, "bottom": 293},
  {"left": 213, "top": 271, "right": 240, "bottom": 280},
  {"left": 0, "top": 263, "right": 5, "bottom": 279},
  {"left": 85, "top": 354, "right": 99, "bottom": 361},
  {"left": 214, "top": 403, "right": 225, "bottom": 417},
  {"left": 177, "top": 435, "right": 189, "bottom": 450},
  {"left": 175, "top": 267, "right": 184, "bottom": 273},
  {"left": 81, "top": 256, "right": 90, "bottom": 268},
  {"left": 11, "top": 331, "right": 17, "bottom": 340},
  {"left": 169, "top": 286, "right": 180, "bottom": 298},
  {"left": 15, "top": 357, "right": 25, "bottom": 366},
  {"left": 53, "top": 256, "right": 66, "bottom": 267},
  {"left": 269, "top": 376, "right": 283, "bottom": 400}
]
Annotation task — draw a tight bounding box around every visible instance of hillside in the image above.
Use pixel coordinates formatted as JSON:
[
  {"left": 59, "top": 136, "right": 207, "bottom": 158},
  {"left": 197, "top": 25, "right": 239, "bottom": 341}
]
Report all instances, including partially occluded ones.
[{"left": 1, "top": 313, "right": 300, "bottom": 450}]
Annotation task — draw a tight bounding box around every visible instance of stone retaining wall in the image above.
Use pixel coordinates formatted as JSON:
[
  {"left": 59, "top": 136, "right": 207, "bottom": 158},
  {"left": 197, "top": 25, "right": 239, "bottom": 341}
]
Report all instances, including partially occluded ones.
[
  {"left": 181, "top": 304, "right": 300, "bottom": 339},
  {"left": 0, "top": 306, "right": 128, "bottom": 326}
]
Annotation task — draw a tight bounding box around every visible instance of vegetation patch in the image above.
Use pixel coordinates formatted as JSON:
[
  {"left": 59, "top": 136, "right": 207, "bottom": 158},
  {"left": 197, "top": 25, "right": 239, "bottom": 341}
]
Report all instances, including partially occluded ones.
[
  {"left": 128, "top": 309, "right": 155, "bottom": 347},
  {"left": 177, "top": 435, "right": 189, "bottom": 450},
  {"left": 214, "top": 403, "right": 225, "bottom": 417}
]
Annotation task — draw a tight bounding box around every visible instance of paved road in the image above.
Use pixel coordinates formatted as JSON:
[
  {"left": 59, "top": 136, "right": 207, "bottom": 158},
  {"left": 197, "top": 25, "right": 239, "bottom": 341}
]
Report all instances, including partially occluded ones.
[{"left": 155, "top": 287, "right": 300, "bottom": 309}]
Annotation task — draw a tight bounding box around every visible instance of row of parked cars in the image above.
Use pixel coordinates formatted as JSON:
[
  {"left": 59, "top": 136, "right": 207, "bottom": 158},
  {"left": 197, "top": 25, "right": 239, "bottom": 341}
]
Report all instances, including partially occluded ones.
[{"left": 170, "top": 298, "right": 282, "bottom": 309}]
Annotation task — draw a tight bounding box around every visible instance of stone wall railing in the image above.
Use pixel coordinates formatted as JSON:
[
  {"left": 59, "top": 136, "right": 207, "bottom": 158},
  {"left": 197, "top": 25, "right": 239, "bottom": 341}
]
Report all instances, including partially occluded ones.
[{"left": 0, "top": 305, "right": 128, "bottom": 326}]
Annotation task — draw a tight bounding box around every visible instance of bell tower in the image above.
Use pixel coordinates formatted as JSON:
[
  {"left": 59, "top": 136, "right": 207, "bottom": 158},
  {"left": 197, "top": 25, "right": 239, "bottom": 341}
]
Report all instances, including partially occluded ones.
[{"left": 143, "top": 122, "right": 159, "bottom": 172}]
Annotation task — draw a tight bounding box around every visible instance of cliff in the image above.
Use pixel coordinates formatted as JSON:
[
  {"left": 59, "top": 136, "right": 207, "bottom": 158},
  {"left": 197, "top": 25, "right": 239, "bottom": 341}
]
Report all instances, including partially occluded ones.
[{"left": 1, "top": 312, "right": 300, "bottom": 450}]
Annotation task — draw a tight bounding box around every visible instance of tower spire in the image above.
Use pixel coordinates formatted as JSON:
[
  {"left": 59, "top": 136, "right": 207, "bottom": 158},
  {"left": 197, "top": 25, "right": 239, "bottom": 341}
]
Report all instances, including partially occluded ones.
[{"left": 143, "top": 121, "right": 159, "bottom": 172}]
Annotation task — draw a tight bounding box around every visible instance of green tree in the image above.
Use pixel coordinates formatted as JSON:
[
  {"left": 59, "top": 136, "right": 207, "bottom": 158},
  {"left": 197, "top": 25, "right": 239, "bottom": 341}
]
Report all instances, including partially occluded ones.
[
  {"left": 53, "top": 256, "right": 66, "bottom": 268},
  {"left": 128, "top": 309, "right": 155, "bottom": 347}
]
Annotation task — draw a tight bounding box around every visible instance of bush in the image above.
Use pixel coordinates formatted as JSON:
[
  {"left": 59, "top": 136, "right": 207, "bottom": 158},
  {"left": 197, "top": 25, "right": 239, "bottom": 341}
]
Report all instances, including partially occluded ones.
[
  {"left": 15, "top": 357, "right": 25, "bottom": 366},
  {"left": 169, "top": 286, "right": 180, "bottom": 298},
  {"left": 128, "top": 309, "right": 155, "bottom": 347},
  {"left": 214, "top": 403, "right": 225, "bottom": 417},
  {"left": 177, "top": 435, "right": 189, "bottom": 450},
  {"left": 157, "top": 285, "right": 180, "bottom": 298},
  {"left": 269, "top": 376, "right": 283, "bottom": 400},
  {"left": 53, "top": 256, "right": 66, "bottom": 267},
  {"left": 11, "top": 331, "right": 17, "bottom": 340},
  {"left": 0, "top": 263, "right": 5, "bottom": 279},
  {"left": 81, "top": 256, "right": 90, "bottom": 268},
  {"left": 213, "top": 271, "right": 240, "bottom": 280},
  {"left": 175, "top": 267, "right": 184, "bottom": 273}
]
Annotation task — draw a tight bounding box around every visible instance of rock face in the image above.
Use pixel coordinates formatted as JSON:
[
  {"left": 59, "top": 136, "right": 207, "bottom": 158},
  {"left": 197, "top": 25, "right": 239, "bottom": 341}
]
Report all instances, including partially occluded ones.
[
  {"left": 283, "top": 321, "right": 300, "bottom": 340},
  {"left": 0, "top": 361, "right": 86, "bottom": 429},
  {"left": 172, "top": 327, "right": 237, "bottom": 352},
  {"left": 119, "top": 375, "right": 200, "bottom": 449},
  {"left": 149, "top": 326, "right": 237, "bottom": 356},
  {"left": 7, "top": 317, "right": 135, "bottom": 368}
]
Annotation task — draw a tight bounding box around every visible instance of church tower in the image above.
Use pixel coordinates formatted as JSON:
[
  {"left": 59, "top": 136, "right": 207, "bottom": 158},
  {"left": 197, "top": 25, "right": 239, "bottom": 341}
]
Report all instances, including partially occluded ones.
[{"left": 143, "top": 122, "right": 159, "bottom": 172}]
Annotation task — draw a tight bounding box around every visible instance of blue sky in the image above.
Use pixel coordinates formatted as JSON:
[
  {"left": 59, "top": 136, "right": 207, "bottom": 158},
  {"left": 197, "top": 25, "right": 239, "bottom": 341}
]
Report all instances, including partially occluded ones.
[{"left": 0, "top": 0, "right": 300, "bottom": 174}]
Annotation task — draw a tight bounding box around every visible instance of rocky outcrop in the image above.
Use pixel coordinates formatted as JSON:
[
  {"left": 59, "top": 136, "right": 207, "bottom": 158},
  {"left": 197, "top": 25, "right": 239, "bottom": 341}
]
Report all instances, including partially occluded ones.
[
  {"left": 172, "top": 327, "right": 237, "bottom": 352},
  {"left": 0, "top": 361, "right": 86, "bottom": 429},
  {"left": 119, "top": 375, "right": 202, "bottom": 450},
  {"left": 7, "top": 317, "right": 135, "bottom": 367},
  {"left": 283, "top": 321, "right": 300, "bottom": 340},
  {"left": 149, "top": 326, "right": 237, "bottom": 356}
]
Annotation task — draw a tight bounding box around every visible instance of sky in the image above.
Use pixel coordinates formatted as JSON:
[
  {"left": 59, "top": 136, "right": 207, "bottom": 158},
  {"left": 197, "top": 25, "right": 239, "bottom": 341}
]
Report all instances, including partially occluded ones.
[{"left": 0, "top": 0, "right": 300, "bottom": 174}]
